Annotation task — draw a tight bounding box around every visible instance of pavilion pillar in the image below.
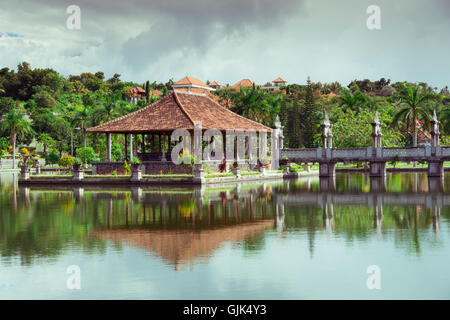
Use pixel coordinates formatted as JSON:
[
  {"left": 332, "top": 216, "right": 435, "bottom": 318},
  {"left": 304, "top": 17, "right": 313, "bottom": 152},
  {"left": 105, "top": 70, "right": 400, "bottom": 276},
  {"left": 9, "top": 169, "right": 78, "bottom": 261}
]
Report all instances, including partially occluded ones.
[
  {"left": 158, "top": 134, "right": 161, "bottom": 152},
  {"left": 129, "top": 134, "right": 133, "bottom": 161},
  {"left": 124, "top": 134, "right": 128, "bottom": 161},
  {"left": 162, "top": 133, "right": 167, "bottom": 161},
  {"left": 106, "top": 133, "right": 111, "bottom": 162}
]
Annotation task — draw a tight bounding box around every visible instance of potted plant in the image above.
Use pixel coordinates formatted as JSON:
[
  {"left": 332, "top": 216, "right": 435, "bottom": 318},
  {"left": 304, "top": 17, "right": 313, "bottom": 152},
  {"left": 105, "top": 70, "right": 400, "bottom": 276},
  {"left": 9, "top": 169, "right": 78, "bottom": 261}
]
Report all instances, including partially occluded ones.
[
  {"left": 263, "top": 155, "right": 271, "bottom": 168},
  {"left": 123, "top": 160, "right": 131, "bottom": 175},
  {"left": 72, "top": 158, "right": 82, "bottom": 171},
  {"left": 131, "top": 158, "right": 142, "bottom": 171}
]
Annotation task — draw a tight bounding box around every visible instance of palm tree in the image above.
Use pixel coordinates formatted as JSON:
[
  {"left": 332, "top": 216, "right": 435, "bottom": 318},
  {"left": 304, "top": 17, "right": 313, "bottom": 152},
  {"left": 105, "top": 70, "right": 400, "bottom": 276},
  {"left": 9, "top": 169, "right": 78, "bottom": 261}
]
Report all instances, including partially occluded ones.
[
  {"left": 392, "top": 83, "right": 436, "bottom": 147},
  {"left": 231, "top": 86, "right": 269, "bottom": 123},
  {"left": 337, "top": 87, "right": 367, "bottom": 113},
  {"left": 74, "top": 106, "right": 92, "bottom": 148},
  {"left": 1, "top": 104, "right": 32, "bottom": 168}
]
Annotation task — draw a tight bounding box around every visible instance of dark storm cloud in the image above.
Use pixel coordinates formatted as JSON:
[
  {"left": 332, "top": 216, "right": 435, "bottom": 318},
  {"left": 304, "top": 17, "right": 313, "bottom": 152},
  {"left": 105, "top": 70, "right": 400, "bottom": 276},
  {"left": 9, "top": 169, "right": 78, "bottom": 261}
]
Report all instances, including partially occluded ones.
[{"left": 24, "top": 0, "right": 304, "bottom": 69}]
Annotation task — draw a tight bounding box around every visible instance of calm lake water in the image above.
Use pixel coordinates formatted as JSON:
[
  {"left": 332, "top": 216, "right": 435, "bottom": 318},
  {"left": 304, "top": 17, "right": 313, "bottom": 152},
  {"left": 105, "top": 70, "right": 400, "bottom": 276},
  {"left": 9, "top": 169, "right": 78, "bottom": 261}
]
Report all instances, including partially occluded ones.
[{"left": 0, "top": 172, "right": 449, "bottom": 299}]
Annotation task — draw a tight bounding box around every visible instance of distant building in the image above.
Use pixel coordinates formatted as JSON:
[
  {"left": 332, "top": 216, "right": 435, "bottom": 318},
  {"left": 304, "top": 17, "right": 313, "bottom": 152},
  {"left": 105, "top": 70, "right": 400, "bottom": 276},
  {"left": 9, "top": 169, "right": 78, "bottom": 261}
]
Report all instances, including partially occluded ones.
[
  {"left": 172, "top": 77, "right": 215, "bottom": 94},
  {"left": 125, "top": 86, "right": 146, "bottom": 104},
  {"left": 272, "top": 77, "right": 287, "bottom": 87},
  {"left": 209, "top": 81, "right": 221, "bottom": 89},
  {"left": 232, "top": 79, "right": 255, "bottom": 89}
]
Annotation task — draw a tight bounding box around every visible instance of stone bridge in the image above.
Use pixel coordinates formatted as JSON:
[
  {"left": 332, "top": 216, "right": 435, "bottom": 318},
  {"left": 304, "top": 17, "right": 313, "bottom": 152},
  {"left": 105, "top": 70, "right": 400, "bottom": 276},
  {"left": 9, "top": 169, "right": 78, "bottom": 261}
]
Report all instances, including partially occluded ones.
[{"left": 279, "top": 110, "right": 449, "bottom": 178}]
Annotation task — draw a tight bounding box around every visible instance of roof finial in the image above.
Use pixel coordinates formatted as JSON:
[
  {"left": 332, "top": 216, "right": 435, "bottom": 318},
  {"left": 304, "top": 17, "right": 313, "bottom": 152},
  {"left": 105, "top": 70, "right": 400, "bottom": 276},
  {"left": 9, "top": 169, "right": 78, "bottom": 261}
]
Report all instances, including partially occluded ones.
[
  {"left": 374, "top": 111, "right": 380, "bottom": 124},
  {"left": 274, "top": 115, "right": 281, "bottom": 128},
  {"left": 323, "top": 109, "right": 330, "bottom": 125}
]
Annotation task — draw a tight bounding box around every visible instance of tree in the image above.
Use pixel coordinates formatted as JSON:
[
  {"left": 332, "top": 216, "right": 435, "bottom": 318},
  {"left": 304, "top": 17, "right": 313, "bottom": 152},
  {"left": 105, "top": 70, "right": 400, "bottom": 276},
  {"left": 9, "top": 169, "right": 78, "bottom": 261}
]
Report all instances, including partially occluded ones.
[
  {"left": 392, "top": 83, "right": 436, "bottom": 147},
  {"left": 37, "top": 133, "right": 55, "bottom": 154},
  {"left": 0, "top": 97, "right": 15, "bottom": 117},
  {"left": 0, "top": 103, "right": 32, "bottom": 168},
  {"left": 58, "top": 154, "right": 75, "bottom": 169},
  {"left": 74, "top": 106, "right": 92, "bottom": 148},
  {"left": 76, "top": 147, "right": 96, "bottom": 166},
  {"left": 302, "top": 77, "right": 318, "bottom": 148},
  {"left": 337, "top": 86, "right": 367, "bottom": 114}
]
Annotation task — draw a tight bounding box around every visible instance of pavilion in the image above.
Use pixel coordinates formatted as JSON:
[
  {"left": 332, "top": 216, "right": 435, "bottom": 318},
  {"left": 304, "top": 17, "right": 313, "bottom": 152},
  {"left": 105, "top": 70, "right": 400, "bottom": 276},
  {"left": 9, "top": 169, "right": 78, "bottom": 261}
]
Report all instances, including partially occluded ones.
[{"left": 87, "top": 78, "right": 278, "bottom": 175}]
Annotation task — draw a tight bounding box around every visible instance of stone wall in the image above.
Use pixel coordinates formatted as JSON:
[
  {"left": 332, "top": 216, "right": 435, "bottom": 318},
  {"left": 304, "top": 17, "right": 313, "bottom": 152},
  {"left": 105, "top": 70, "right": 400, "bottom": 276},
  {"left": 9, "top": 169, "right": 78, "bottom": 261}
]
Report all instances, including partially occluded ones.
[
  {"left": 92, "top": 159, "right": 257, "bottom": 175},
  {"left": 93, "top": 161, "right": 193, "bottom": 175}
]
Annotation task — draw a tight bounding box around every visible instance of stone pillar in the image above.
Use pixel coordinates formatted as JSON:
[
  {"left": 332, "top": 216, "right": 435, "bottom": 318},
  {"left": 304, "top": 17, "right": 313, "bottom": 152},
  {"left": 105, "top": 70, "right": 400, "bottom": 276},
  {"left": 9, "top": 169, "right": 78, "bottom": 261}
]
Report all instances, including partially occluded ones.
[
  {"left": 72, "top": 165, "right": 84, "bottom": 181},
  {"left": 20, "top": 166, "right": 30, "bottom": 180},
  {"left": 129, "top": 134, "right": 133, "bottom": 161},
  {"left": 193, "top": 163, "right": 205, "bottom": 183},
  {"left": 321, "top": 109, "right": 332, "bottom": 149},
  {"left": 161, "top": 133, "right": 167, "bottom": 161},
  {"left": 131, "top": 165, "right": 142, "bottom": 182},
  {"left": 371, "top": 112, "right": 382, "bottom": 148},
  {"left": 428, "top": 161, "right": 444, "bottom": 178},
  {"left": 369, "top": 161, "right": 386, "bottom": 177},
  {"left": 430, "top": 110, "right": 440, "bottom": 147},
  {"left": 35, "top": 163, "right": 41, "bottom": 175},
  {"left": 106, "top": 133, "right": 111, "bottom": 162},
  {"left": 319, "top": 162, "right": 335, "bottom": 177}
]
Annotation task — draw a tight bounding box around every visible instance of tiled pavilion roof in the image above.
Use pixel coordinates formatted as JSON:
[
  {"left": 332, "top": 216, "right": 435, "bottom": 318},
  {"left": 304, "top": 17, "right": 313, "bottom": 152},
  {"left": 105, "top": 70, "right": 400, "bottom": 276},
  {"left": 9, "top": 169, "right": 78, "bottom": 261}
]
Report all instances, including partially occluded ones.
[
  {"left": 125, "top": 86, "right": 146, "bottom": 97},
  {"left": 232, "top": 79, "right": 255, "bottom": 88},
  {"left": 272, "top": 77, "right": 287, "bottom": 83},
  {"left": 209, "top": 81, "right": 221, "bottom": 87},
  {"left": 87, "top": 91, "right": 271, "bottom": 133}
]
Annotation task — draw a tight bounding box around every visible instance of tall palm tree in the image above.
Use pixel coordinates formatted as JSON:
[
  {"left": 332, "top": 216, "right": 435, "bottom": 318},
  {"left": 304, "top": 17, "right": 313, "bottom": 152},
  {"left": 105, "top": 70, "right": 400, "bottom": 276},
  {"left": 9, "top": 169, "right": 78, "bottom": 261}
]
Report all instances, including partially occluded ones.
[
  {"left": 231, "top": 86, "right": 269, "bottom": 123},
  {"left": 74, "top": 106, "right": 92, "bottom": 148},
  {"left": 337, "top": 87, "right": 367, "bottom": 114},
  {"left": 1, "top": 104, "right": 32, "bottom": 168},
  {"left": 392, "top": 83, "right": 436, "bottom": 147}
]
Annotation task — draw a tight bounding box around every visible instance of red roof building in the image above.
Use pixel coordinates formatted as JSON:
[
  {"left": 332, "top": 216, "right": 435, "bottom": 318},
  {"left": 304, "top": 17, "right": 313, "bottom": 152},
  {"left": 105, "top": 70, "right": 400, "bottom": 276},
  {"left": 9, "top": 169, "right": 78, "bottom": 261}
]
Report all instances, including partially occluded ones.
[
  {"left": 209, "top": 81, "right": 221, "bottom": 89},
  {"left": 232, "top": 79, "right": 255, "bottom": 89},
  {"left": 272, "top": 77, "right": 287, "bottom": 87}
]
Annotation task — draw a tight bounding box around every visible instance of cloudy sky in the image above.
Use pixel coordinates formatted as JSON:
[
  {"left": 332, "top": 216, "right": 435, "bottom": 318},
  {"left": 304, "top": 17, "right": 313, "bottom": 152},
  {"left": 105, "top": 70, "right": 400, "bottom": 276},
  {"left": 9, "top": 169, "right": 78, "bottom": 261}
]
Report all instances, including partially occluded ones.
[{"left": 0, "top": 0, "right": 448, "bottom": 88}]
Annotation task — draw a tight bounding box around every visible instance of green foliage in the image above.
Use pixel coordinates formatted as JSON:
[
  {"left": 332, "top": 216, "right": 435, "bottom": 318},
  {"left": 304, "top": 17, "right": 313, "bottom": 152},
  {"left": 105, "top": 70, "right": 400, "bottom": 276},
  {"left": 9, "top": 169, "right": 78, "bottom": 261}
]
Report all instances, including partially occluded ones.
[
  {"left": 131, "top": 158, "right": 141, "bottom": 165},
  {"left": 0, "top": 97, "right": 15, "bottom": 116},
  {"left": 45, "top": 151, "right": 60, "bottom": 165},
  {"left": 76, "top": 147, "right": 96, "bottom": 165},
  {"left": 318, "top": 108, "right": 404, "bottom": 148},
  {"left": 123, "top": 160, "right": 131, "bottom": 174},
  {"left": 58, "top": 154, "right": 75, "bottom": 168}
]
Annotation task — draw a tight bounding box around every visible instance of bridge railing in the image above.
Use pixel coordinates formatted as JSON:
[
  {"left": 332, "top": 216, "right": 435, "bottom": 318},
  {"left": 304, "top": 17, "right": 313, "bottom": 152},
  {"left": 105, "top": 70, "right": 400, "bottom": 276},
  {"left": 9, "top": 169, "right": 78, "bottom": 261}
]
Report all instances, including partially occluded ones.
[{"left": 382, "top": 147, "right": 426, "bottom": 158}]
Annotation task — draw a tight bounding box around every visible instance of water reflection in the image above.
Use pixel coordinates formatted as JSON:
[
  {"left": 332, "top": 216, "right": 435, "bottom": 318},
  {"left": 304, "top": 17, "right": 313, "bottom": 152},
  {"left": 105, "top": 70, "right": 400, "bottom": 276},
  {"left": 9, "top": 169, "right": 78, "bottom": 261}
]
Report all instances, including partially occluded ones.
[{"left": 0, "top": 172, "right": 449, "bottom": 268}]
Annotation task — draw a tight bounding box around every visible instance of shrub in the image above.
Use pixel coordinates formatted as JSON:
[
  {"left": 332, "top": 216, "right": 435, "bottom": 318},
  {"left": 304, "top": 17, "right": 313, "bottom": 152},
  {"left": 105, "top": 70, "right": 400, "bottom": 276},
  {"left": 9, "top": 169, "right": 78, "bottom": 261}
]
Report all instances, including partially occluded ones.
[
  {"left": 58, "top": 154, "right": 75, "bottom": 168},
  {"left": 131, "top": 158, "right": 141, "bottom": 165},
  {"left": 76, "top": 147, "right": 96, "bottom": 165},
  {"left": 123, "top": 160, "right": 131, "bottom": 174},
  {"left": 46, "top": 151, "right": 60, "bottom": 166}
]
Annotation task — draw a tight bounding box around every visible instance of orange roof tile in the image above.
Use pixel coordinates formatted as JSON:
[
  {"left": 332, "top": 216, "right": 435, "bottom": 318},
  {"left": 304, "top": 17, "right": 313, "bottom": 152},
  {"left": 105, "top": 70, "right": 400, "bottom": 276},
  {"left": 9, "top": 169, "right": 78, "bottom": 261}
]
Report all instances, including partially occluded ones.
[
  {"left": 272, "top": 77, "right": 287, "bottom": 83},
  {"left": 232, "top": 79, "right": 254, "bottom": 88},
  {"left": 149, "top": 89, "right": 162, "bottom": 97},
  {"left": 173, "top": 76, "right": 208, "bottom": 87},
  {"left": 209, "top": 81, "right": 221, "bottom": 87},
  {"left": 87, "top": 91, "right": 271, "bottom": 133},
  {"left": 125, "top": 86, "right": 146, "bottom": 96}
]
